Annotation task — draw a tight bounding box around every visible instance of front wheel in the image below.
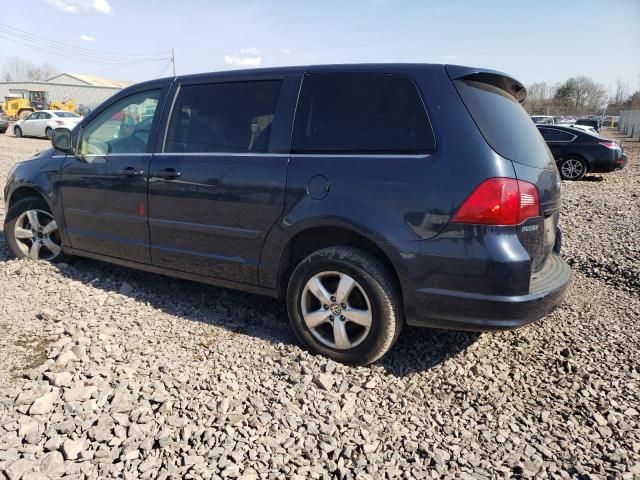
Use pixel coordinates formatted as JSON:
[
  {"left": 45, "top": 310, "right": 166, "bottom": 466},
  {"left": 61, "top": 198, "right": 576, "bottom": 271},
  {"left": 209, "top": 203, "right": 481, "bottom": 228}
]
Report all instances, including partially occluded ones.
[
  {"left": 286, "top": 246, "right": 402, "bottom": 365},
  {"left": 559, "top": 156, "right": 587, "bottom": 180},
  {"left": 4, "top": 196, "right": 68, "bottom": 263},
  {"left": 14, "top": 126, "right": 22, "bottom": 138}
]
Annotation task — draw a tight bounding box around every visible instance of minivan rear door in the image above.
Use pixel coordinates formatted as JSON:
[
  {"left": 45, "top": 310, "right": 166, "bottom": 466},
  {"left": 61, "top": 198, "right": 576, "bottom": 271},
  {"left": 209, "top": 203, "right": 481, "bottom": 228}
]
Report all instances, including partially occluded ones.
[
  {"left": 448, "top": 67, "right": 562, "bottom": 271},
  {"left": 146, "top": 74, "right": 300, "bottom": 285}
]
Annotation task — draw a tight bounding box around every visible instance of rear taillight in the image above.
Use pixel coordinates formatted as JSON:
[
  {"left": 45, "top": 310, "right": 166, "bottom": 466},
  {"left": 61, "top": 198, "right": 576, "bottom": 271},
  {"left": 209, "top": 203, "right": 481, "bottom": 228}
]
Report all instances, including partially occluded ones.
[
  {"left": 55, "top": 120, "right": 64, "bottom": 125},
  {"left": 452, "top": 178, "right": 540, "bottom": 226},
  {"left": 599, "top": 141, "right": 620, "bottom": 150}
]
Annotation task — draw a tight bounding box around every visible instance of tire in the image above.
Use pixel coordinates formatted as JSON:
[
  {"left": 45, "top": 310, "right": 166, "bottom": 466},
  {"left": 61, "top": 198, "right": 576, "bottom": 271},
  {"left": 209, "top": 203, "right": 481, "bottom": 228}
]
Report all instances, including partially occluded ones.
[
  {"left": 4, "top": 196, "right": 69, "bottom": 263},
  {"left": 286, "top": 246, "right": 402, "bottom": 365},
  {"left": 558, "top": 156, "right": 587, "bottom": 180},
  {"left": 45, "top": 127, "right": 53, "bottom": 140},
  {"left": 14, "top": 126, "right": 22, "bottom": 138}
]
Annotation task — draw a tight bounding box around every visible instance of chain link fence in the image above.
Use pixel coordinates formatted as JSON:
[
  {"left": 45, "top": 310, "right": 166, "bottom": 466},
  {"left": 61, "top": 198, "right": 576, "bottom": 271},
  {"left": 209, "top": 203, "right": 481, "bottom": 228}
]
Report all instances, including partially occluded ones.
[{"left": 619, "top": 110, "right": 640, "bottom": 139}]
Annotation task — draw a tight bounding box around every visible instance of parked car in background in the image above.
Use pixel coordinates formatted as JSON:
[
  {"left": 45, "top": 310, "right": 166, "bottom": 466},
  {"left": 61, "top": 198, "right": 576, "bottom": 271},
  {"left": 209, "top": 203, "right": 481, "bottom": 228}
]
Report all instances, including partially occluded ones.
[
  {"left": 13, "top": 110, "right": 82, "bottom": 139},
  {"left": 537, "top": 125, "right": 626, "bottom": 180},
  {"left": 555, "top": 116, "right": 577, "bottom": 125},
  {"left": 575, "top": 118, "right": 600, "bottom": 132},
  {"left": 0, "top": 110, "right": 8, "bottom": 134},
  {"left": 568, "top": 124, "right": 599, "bottom": 136},
  {"left": 4, "top": 64, "right": 571, "bottom": 364},
  {"left": 531, "top": 115, "right": 554, "bottom": 124},
  {"left": 76, "top": 104, "right": 93, "bottom": 116}
]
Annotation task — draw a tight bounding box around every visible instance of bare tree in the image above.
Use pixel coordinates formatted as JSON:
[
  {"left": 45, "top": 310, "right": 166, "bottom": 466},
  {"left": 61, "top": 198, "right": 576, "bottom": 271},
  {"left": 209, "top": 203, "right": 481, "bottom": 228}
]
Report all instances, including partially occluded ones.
[
  {"left": 525, "top": 82, "right": 549, "bottom": 114},
  {"left": 610, "top": 78, "right": 630, "bottom": 107},
  {"left": 1, "top": 57, "right": 59, "bottom": 82}
]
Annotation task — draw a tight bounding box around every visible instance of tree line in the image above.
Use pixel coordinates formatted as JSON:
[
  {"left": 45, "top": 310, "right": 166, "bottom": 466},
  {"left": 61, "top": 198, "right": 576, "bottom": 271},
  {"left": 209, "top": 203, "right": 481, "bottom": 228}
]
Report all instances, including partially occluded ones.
[
  {"left": 1, "top": 56, "right": 58, "bottom": 82},
  {"left": 524, "top": 76, "right": 640, "bottom": 116}
]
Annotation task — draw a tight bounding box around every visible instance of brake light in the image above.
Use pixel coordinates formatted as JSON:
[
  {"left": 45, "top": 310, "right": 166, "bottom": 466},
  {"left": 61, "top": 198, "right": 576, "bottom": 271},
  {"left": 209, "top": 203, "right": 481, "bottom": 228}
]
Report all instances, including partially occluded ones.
[
  {"left": 55, "top": 120, "right": 64, "bottom": 125},
  {"left": 452, "top": 178, "right": 540, "bottom": 225},
  {"left": 599, "top": 141, "right": 620, "bottom": 150}
]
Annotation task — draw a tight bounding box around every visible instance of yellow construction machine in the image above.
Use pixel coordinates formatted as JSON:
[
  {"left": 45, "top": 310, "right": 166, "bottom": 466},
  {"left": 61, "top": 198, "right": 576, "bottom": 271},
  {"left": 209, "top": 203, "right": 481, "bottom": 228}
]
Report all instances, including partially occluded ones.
[{"left": 0, "top": 91, "right": 76, "bottom": 119}]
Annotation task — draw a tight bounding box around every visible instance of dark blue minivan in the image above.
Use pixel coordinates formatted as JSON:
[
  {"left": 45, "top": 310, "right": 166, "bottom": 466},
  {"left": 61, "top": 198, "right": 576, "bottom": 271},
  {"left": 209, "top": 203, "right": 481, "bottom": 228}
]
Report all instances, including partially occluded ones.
[{"left": 3, "top": 64, "right": 570, "bottom": 365}]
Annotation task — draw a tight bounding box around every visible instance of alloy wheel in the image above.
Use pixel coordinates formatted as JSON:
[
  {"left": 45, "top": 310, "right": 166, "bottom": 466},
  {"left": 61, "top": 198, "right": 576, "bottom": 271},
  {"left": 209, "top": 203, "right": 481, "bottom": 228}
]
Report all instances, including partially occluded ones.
[
  {"left": 13, "top": 209, "right": 62, "bottom": 261},
  {"left": 300, "top": 271, "right": 372, "bottom": 350},
  {"left": 561, "top": 158, "right": 584, "bottom": 180}
]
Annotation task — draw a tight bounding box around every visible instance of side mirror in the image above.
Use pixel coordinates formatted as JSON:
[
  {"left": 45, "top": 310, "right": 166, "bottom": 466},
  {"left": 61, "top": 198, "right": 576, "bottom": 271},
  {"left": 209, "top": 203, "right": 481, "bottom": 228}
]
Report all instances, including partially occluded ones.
[{"left": 52, "top": 128, "right": 73, "bottom": 153}]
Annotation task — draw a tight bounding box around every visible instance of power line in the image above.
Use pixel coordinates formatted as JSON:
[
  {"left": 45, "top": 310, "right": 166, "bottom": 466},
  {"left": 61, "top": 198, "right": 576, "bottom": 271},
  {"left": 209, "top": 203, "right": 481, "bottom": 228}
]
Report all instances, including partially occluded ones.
[
  {"left": 81, "top": 57, "right": 172, "bottom": 75},
  {"left": 0, "top": 22, "right": 171, "bottom": 64},
  {"left": 156, "top": 59, "right": 173, "bottom": 78}
]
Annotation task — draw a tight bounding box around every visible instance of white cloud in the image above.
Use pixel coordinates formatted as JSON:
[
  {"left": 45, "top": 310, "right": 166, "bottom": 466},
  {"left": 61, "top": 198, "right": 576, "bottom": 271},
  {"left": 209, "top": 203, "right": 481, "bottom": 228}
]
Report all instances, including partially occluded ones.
[
  {"left": 46, "top": 0, "right": 112, "bottom": 15},
  {"left": 224, "top": 49, "right": 262, "bottom": 67},
  {"left": 281, "top": 48, "right": 291, "bottom": 55},
  {"left": 80, "top": 34, "right": 96, "bottom": 42}
]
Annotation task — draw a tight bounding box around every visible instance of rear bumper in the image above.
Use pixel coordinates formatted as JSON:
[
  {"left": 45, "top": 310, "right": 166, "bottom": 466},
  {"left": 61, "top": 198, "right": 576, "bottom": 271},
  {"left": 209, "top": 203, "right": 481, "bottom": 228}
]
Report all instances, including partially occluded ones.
[
  {"left": 590, "top": 152, "right": 627, "bottom": 172},
  {"left": 405, "top": 253, "right": 571, "bottom": 331}
]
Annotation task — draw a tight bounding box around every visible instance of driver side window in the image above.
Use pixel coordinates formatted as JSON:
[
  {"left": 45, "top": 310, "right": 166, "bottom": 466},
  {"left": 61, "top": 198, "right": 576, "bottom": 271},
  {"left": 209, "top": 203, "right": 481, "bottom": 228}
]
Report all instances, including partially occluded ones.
[{"left": 79, "top": 90, "right": 161, "bottom": 156}]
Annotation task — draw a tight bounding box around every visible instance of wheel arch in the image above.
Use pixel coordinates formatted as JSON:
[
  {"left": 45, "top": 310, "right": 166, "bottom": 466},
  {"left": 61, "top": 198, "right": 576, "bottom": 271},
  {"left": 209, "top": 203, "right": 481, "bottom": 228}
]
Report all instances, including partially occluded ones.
[
  {"left": 561, "top": 153, "right": 590, "bottom": 170},
  {"left": 273, "top": 224, "right": 403, "bottom": 305},
  {"left": 7, "top": 186, "right": 52, "bottom": 211}
]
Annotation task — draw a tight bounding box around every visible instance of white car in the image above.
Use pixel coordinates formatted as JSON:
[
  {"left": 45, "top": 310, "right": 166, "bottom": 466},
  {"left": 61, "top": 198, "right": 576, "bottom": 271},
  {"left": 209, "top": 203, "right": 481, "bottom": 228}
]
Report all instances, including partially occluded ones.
[
  {"left": 531, "top": 115, "right": 555, "bottom": 125},
  {"left": 568, "top": 124, "right": 600, "bottom": 136},
  {"left": 14, "top": 110, "right": 82, "bottom": 139}
]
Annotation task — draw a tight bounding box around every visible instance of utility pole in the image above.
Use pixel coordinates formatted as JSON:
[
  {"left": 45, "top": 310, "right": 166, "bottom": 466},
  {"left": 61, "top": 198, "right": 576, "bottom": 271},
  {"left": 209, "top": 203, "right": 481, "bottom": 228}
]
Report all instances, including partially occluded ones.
[{"left": 171, "top": 48, "right": 176, "bottom": 76}]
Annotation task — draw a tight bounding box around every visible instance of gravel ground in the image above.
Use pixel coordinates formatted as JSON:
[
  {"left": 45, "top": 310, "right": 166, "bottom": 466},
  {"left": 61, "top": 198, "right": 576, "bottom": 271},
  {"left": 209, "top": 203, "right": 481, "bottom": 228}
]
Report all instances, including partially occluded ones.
[{"left": 0, "top": 128, "right": 638, "bottom": 479}]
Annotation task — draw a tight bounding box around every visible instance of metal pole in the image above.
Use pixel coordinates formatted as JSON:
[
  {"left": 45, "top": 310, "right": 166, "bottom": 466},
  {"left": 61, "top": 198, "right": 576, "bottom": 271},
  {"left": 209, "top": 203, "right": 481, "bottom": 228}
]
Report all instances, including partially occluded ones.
[{"left": 171, "top": 48, "right": 176, "bottom": 76}]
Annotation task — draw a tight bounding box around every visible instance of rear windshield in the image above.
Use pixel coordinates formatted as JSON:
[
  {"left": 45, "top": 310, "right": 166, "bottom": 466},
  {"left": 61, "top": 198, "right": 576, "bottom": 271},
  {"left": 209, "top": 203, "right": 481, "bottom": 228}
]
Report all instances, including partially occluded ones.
[
  {"left": 54, "top": 111, "right": 80, "bottom": 118},
  {"left": 454, "top": 79, "right": 553, "bottom": 169}
]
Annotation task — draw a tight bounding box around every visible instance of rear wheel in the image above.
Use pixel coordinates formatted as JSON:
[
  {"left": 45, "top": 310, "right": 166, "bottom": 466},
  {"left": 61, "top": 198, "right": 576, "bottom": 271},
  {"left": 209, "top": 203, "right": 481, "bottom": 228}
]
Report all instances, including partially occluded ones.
[
  {"left": 45, "top": 127, "right": 53, "bottom": 139},
  {"left": 4, "top": 196, "right": 68, "bottom": 263},
  {"left": 559, "top": 156, "right": 587, "bottom": 180},
  {"left": 286, "top": 246, "right": 402, "bottom": 365},
  {"left": 14, "top": 126, "right": 22, "bottom": 138}
]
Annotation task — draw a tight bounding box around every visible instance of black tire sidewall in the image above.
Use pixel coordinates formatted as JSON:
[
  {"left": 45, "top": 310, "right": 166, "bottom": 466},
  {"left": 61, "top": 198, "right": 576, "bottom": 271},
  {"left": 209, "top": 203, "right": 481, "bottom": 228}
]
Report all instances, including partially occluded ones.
[
  {"left": 14, "top": 127, "right": 22, "bottom": 138},
  {"left": 287, "top": 248, "right": 399, "bottom": 365},
  {"left": 4, "top": 196, "right": 68, "bottom": 263},
  {"left": 45, "top": 127, "right": 52, "bottom": 139}
]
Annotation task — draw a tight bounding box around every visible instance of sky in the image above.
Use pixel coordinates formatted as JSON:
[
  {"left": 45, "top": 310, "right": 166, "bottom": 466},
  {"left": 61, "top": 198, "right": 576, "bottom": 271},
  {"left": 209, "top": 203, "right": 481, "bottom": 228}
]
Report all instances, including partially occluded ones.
[{"left": 1, "top": 0, "right": 639, "bottom": 92}]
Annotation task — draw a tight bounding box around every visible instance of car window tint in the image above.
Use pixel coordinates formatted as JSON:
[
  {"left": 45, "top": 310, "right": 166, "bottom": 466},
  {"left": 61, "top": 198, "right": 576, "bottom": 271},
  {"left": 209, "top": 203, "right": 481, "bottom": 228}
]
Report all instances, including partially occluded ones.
[
  {"left": 26, "top": 113, "right": 38, "bottom": 120},
  {"left": 55, "top": 111, "right": 79, "bottom": 118},
  {"left": 555, "top": 131, "right": 575, "bottom": 141},
  {"left": 292, "top": 73, "right": 435, "bottom": 154},
  {"left": 538, "top": 128, "right": 558, "bottom": 141},
  {"left": 42, "top": 113, "right": 52, "bottom": 119},
  {"left": 165, "top": 80, "right": 282, "bottom": 153},
  {"left": 79, "top": 90, "right": 161, "bottom": 156},
  {"left": 454, "top": 79, "right": 553, "bottom": 168}
]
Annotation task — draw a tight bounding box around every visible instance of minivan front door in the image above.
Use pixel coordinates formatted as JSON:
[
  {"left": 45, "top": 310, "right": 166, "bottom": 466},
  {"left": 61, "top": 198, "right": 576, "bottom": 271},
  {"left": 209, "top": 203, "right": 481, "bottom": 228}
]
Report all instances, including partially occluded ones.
[
  {"left": 147, "top": 77, "right": 297, "bottom": 284},
  {"left": 59, "top": 88, "right": 167, "bottom": 263}
]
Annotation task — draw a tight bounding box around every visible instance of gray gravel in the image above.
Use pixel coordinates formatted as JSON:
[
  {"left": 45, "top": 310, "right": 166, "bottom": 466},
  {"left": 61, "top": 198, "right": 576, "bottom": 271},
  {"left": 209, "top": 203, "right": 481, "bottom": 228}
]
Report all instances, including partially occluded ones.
[{"left": 0, "top": 129, "right": 638, "bottom": 479}]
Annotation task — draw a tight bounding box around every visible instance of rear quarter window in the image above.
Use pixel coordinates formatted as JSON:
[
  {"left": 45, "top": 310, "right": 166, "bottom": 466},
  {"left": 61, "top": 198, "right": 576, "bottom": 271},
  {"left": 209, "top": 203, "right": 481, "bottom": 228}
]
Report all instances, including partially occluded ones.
[
  {"left": 292, "top": 73, "right": 435, "bottom": 154},
  {"left": 454, "top": 79, "right": 554, "bottom": 169}
]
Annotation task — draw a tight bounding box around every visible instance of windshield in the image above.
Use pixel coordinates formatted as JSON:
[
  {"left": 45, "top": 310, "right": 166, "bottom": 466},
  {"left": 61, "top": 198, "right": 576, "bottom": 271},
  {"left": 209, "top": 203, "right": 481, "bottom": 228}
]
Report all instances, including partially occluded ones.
[
  {"left": 454, "top": 79, "right": 555, "bottom": 169},
  {"left": 54, "top": 111, "right": 80, "bottom": 118}
]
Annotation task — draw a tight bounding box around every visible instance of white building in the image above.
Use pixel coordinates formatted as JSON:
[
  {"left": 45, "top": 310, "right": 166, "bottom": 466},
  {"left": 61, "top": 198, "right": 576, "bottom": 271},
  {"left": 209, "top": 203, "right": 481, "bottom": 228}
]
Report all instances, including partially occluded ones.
[{"left": 0, "top": 73, "right": 132, "bottom": 109}]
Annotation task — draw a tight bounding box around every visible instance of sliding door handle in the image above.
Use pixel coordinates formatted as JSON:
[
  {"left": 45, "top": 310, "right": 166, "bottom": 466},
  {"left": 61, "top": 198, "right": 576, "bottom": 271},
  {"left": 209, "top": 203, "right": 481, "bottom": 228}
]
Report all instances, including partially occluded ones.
[
  {"left": 152, "top": 168, "right": 181, "bottom": 179},
  {"left": 118, "top": 167, "right": 144, "bottom": 176}
]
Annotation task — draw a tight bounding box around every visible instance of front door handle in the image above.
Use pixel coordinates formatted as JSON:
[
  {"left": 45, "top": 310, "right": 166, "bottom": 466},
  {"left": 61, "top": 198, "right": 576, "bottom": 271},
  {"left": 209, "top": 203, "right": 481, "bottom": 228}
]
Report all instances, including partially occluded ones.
[
  {"left": 118, "top": 167, "right": 144, "bottom": 176},
  {"left": 152, "top": 168, "right": 182, "bottom": 179}
]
